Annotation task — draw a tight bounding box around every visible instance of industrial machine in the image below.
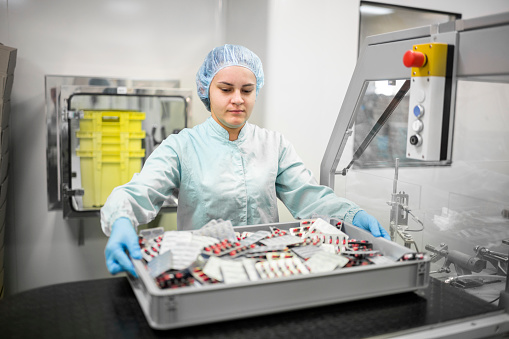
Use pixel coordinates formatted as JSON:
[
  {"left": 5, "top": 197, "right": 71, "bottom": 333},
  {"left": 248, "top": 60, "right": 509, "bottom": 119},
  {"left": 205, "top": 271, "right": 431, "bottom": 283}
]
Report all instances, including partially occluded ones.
[
  {"left": 320, "top": 11, "right": 509, "bottom": 338},
  {"left": 45, "top": 76, "right": 192, "bottom": 218}
]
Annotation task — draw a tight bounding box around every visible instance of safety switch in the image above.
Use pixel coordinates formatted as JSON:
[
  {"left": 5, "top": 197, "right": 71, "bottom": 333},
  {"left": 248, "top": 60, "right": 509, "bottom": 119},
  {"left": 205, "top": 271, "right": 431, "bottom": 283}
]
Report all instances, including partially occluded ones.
[{"left": 404, "top": 43, "right": 453, "bottom": 161}]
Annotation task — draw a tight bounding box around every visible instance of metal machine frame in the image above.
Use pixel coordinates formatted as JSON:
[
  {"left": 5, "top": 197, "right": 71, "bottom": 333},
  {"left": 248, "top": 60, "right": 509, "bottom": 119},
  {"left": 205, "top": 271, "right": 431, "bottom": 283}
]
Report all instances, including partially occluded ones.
[
  {"left": 45, "top": 76, "right": 192, "bottom": 218},
  {"left": 320, "top": 12, "right": 509, "bottom": 338},
  {"left": 320, "top": 12, "right": 509, "bottom": 188}
]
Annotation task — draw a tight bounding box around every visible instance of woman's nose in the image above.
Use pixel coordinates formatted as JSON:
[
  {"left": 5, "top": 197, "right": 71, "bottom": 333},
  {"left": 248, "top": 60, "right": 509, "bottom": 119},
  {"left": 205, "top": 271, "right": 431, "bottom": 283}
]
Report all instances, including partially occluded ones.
[{"left": 231, "top": 90, "right": 244, "bottom": 105}]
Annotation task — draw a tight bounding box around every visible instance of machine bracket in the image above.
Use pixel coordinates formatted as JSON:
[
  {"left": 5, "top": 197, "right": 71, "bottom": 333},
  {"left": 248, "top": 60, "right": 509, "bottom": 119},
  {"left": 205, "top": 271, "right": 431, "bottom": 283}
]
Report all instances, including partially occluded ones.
[{"left": 62, "top": 183, "right": 84, "bottom": 197}]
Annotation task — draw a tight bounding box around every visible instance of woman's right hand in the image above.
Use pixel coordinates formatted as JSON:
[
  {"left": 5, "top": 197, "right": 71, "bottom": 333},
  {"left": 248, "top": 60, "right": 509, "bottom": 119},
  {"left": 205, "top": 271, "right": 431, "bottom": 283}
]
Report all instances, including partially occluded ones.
[{"left": 104, "top": 217, "right": 142, "bottom": 277}]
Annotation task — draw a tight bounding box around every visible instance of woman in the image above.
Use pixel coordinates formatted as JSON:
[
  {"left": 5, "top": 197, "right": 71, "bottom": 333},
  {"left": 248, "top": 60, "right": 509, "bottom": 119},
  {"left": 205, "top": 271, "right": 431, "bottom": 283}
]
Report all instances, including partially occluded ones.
[{"left": 102, "top": 44, "right": 389, "bottom": 277}]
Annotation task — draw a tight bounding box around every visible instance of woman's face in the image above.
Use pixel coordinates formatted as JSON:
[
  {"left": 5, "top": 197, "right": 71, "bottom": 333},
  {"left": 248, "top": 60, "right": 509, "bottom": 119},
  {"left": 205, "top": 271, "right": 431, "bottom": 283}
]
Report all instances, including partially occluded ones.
[{"left": 209, "top": 66, "right": 257, "bottom": 137}]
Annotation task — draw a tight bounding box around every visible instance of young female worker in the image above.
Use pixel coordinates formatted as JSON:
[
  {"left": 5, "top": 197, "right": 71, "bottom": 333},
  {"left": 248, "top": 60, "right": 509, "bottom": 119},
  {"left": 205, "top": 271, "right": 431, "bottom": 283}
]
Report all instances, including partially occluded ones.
[{"left": 101, "top": 45, "right": 390, "bottom": 277}]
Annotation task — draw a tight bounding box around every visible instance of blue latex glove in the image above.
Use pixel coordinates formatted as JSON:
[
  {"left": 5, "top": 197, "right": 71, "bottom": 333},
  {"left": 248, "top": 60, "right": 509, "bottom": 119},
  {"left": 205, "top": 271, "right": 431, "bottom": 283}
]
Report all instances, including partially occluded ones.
[
  {"left": 105, "top": 217, "right": 142, "bottom": 277},
  {"left": 352, "top": 210, "right": 390, "bottom": 240}
]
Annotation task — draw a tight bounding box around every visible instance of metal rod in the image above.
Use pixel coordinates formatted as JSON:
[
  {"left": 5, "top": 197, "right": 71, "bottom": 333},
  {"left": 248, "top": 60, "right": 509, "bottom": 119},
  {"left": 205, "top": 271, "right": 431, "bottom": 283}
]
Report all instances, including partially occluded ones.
[{"left": 393, "top": 158, "right": 399, "bottom": 194}]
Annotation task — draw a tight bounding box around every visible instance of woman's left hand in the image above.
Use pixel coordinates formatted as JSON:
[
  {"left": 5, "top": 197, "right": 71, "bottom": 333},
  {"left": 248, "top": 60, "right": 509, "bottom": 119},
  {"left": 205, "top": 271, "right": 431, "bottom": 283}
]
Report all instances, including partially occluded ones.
[{"left": 352, "top": 210, "right": 391, "bottom": 240}]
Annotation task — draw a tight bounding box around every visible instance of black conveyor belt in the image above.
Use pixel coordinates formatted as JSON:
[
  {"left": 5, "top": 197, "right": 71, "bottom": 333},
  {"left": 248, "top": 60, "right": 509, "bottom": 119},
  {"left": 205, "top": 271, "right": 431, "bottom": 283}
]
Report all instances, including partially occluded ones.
[{"left": 0, "top": 277, "right": 501, "bottom": 338}]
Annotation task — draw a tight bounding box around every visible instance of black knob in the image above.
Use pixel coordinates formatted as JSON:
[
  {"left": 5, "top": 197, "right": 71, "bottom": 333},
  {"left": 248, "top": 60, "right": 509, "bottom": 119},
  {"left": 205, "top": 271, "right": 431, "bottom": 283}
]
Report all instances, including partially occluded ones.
[{"left": 409, "top": 134, "right": 422, "bottom": 146}]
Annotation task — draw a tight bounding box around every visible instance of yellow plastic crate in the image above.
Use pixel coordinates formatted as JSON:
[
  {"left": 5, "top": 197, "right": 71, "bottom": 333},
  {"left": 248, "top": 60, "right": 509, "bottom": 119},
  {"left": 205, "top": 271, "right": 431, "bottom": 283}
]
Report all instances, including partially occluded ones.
[
  {"left": 76, "top": 149, "right": 145, "bottom": 208},
  {"left": 76, "top": 130, "right": 146, "bottom": 152},
  {"left": 79, "top": 110, "right": 146, "bottom": 133}
]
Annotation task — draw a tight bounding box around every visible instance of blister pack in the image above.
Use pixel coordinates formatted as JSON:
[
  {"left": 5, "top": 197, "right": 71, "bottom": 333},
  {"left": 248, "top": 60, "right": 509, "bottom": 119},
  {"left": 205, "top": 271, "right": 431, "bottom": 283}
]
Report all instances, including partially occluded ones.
[{"left": 255, "top": 258, "right": 310, "bottom": 279}]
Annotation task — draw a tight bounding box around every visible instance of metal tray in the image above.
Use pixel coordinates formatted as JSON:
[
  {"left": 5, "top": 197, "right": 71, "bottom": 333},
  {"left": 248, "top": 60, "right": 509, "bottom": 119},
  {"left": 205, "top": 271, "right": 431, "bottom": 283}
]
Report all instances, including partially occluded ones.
[{"left": 128, "top": 220, "right": 430, "bottom": 330}]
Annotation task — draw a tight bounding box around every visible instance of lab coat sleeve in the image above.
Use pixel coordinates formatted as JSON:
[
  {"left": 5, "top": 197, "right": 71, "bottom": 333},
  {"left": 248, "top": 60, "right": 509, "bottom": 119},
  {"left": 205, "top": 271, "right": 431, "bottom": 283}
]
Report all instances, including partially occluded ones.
[
  {"left": 100, "top": 136, "right": 183, "bottom": 236},
  {"left": 275, "top": 135, "right": 361, "bottom": 224}
]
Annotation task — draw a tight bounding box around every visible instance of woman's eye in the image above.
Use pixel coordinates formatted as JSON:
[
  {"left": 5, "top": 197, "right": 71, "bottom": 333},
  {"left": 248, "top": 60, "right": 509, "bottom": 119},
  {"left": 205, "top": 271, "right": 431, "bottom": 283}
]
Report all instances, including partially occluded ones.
[{"left": 220, "top": 88, "right": 232, "bottom": 92}]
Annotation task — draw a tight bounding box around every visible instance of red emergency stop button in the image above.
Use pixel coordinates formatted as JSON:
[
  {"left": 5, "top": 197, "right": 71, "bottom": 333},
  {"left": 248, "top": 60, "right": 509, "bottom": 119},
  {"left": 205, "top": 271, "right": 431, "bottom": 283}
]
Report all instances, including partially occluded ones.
[{"left": 403, "top": 50, "right": 427, "bottom": 68}]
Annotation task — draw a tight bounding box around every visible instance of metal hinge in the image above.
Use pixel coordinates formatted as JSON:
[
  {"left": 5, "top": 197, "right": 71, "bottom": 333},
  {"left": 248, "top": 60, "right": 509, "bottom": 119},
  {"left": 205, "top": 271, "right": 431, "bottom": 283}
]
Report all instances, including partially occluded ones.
[
  {"left": 65, "top": 109, "right": 84, "bottom": 120},
  {"left": 62, "top": 184, "right": 84, "bottom": 197},
  {"left": 61, "top": 101, "right": 84, "bottom": 121}
]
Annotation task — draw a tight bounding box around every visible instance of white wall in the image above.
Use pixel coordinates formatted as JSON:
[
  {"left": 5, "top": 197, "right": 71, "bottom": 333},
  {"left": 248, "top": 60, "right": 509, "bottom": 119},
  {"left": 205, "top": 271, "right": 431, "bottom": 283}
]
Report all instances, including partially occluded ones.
[
  {"left": 2, "top": 0, "right": 509, "bottom": 295},
  {"left": 263, "top": 0, "right": 360, "bottom": 222}
]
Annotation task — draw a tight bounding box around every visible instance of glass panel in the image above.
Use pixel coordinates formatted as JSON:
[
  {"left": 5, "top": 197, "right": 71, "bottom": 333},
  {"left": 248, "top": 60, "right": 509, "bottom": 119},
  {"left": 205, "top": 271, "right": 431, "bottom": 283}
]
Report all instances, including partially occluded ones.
[
  {"left": 420, "top": 80, "right": 509, "bottom": 305},
  {"left": 350, "top": 79, "right": 414, "bottom": 169},
  {"left": 68, "top": 94, "right": 188, "bottom": 211}
]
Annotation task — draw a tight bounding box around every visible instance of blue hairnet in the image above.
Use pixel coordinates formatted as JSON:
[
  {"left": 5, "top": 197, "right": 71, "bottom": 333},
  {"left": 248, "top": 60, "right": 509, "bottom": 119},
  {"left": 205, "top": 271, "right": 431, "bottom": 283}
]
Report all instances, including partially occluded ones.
[{"left": 196, "top": 44, "right": 264, "bottom": 111}]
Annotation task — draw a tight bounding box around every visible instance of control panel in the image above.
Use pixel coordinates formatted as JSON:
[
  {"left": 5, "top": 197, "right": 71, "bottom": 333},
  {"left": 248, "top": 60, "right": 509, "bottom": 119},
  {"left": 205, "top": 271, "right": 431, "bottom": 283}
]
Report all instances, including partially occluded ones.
[{"left": 404, "top": 43, "right": 453, "bottom": 161}]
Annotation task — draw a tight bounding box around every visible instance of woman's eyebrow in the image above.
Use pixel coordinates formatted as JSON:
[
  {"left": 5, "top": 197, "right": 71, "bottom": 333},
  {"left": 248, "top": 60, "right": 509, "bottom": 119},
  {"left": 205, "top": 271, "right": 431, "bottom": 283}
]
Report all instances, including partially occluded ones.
[
  {"left": 217, "top": 81, "right": 255, "bottom": 87},
  {"left": 217, "top": 81, "right": 234, "bottom": 86}
]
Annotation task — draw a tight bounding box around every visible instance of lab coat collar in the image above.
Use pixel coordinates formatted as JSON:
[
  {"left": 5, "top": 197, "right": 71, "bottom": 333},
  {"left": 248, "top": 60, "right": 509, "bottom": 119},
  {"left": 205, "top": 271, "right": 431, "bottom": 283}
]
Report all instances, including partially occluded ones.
[{"left": 207, "top": 116, "right": 250, "bottom": 142}]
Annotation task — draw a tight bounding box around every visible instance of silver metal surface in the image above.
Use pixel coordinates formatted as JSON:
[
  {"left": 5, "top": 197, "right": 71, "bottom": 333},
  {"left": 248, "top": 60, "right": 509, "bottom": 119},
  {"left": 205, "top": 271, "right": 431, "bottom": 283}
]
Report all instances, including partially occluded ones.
[
  {"left": 386, "top": 312, "right": 509, "bottom": 339},
  {"left": 459, "top": 11, "right": 509, "bottom": 32},
  {"left": 364, "top": 25, "right": 432, "bottom": 47},
  {"left": 457, "top": 25, "right": 509, "bottom": 82}
]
